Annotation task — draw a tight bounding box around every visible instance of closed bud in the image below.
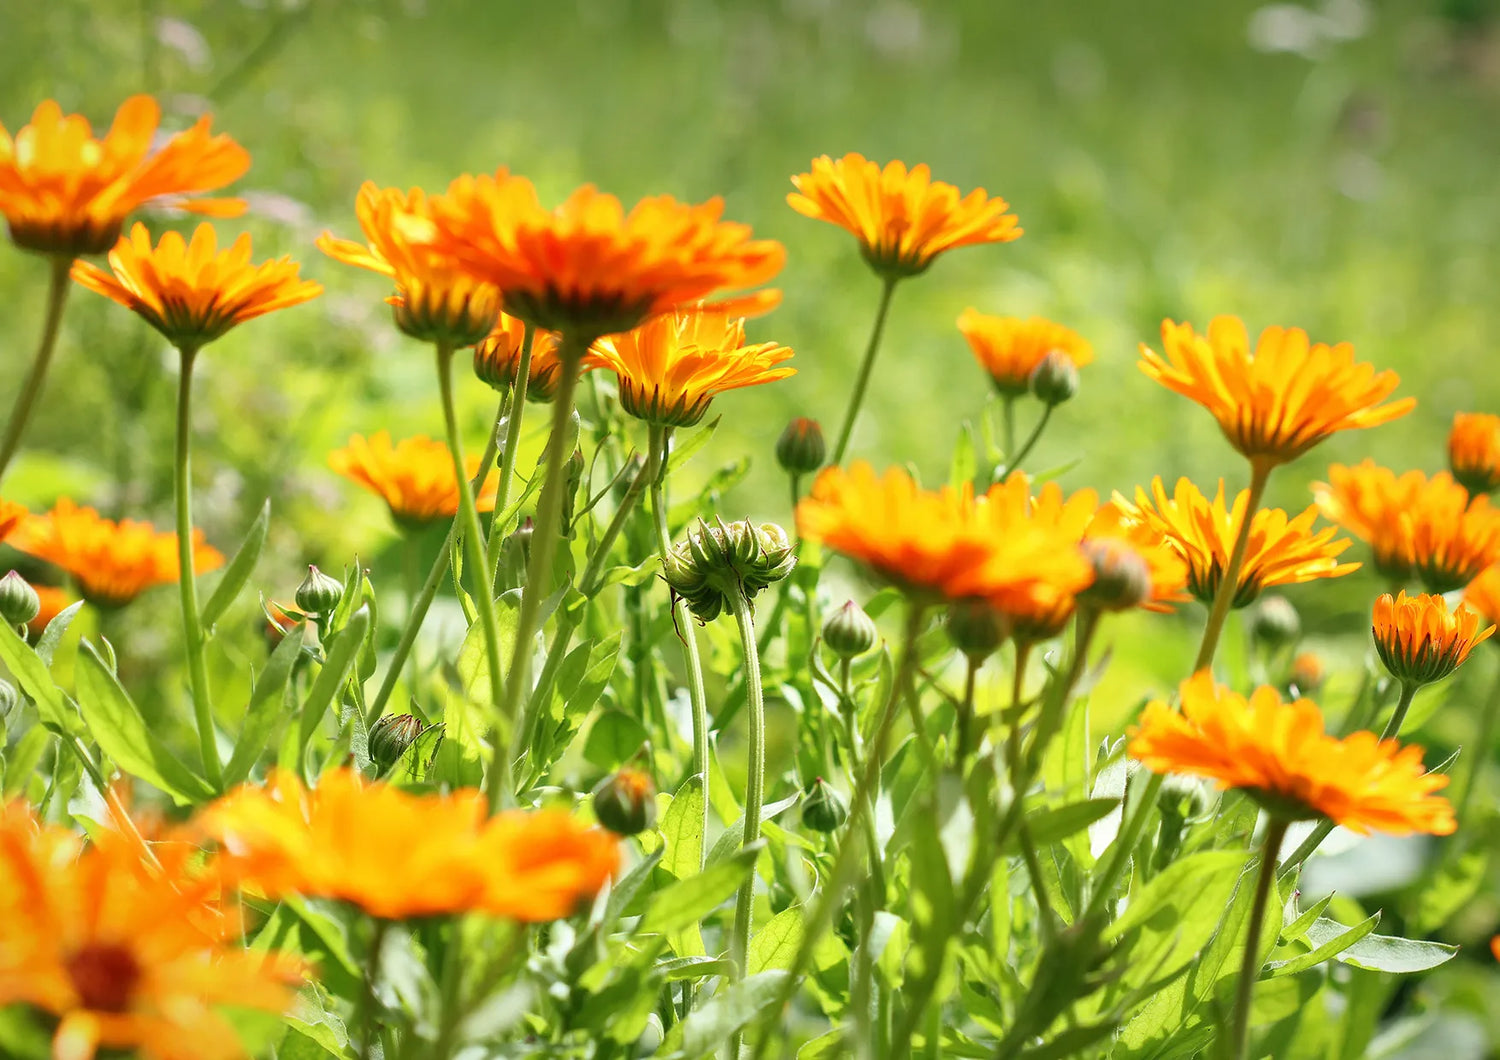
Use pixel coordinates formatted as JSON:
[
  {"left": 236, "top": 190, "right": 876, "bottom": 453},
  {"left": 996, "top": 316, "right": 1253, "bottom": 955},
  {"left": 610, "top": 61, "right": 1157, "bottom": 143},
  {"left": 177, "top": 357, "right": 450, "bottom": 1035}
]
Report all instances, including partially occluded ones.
[
  {"left": 0, "top": 572, "right": 39, "bottom": 628},
  {"left": 1078, "top": 538, "right": 1152, "bottom": 612},
  {"left": 562, "top": 448, "right": 587, "bottom": 531},
  {"left": 823, "top": 600, "right": 878, "bottom": 659},
  {"left": 945, "top": 599, "right": 1006, "bottom": 661},
  {"left": 663, "top": 518, "right": 796, "bottom": 622},
  {"left": 1249, "top": 595, "right": 1300, "bottom": 651},
  {"left": 0, "top": 678, "right": 17, "bottom": 718},
  {"left": 368, "top": 713, "right": 426, "bottom": 771},
  {"left": 1029, "top": 350, "right": 1080, "bottom": 406},
  {"left": 593, "top": 767, "right": 657, "bottom": 836},
  {"left": 295, "top": 565, "right": 344, "bottom": 617},
  {"left": 1289, "top": 652, "right": 1325, "bottom": 694},
  {"left": 802, "top": 778, "right": 849, "bottom": 833},
  {"left": 775, "top": 418, "right": 826, "bottom": 475}
]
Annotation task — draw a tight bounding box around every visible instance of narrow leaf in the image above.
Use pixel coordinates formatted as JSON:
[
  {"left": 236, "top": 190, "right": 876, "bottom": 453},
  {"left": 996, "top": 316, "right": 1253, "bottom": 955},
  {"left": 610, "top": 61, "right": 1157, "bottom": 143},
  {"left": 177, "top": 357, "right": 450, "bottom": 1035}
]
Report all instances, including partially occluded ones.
[
  {"left": 224, "top": 622, "right": 307, "bottom": 787},
  {"left": 0, "top": 622, "right": 81, "bottom": 735},
  {"left": 200, "top": 499, "right": 270, "bottom": 634}
]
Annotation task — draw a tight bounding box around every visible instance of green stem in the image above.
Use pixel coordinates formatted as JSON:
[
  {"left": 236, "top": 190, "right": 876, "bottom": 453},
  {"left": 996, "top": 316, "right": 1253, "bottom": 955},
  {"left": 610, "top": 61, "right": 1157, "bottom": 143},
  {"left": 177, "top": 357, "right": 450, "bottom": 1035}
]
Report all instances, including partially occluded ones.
[
  {"left": 487, "top": 326, "right": 534, "bottom": 588},
  {"left": 829, "top": 277, "right": 899, "bottom": 466},
  {"left": 1231, "top": 820, "right": 1288, "bottom": 1060},
  {"left": 1456, "top": 663, "right": 1500, "bottom": 821},
  {"left": 728, "top": 581, "right": 766, "bottom": 987},
  {"left": 173, "top": 345, "right": 222, "bottom": 790},
  {"left": 402, "top": 532, "right": 422, "bottom": 695},
  {"left": 1000, "top": 395, "right": 1017, "bottom": 458},
  {"left": 0, "top": 256, "right": 72, "bottom": 484},
  {"left": 1380, "top": 681, "right": 1419, "bottom": 742},
  {"left": 1193, "top": 461, "right": 1272, "bottom": 673},
  {"left": 358, "top": 919, "right": 389, "bottom": 1060},
  {"left": 1001, "top": 404, "right": 1053, "bottom": 476},
  {"left": 956, "top": 656, "right": 979, "bottom": 769}
]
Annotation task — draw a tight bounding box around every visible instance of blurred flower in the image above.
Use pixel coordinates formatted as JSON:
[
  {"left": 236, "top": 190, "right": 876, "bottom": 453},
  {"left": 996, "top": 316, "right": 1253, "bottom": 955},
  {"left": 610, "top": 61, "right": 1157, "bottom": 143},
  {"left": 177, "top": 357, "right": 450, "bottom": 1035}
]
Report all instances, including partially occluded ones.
[
  {"left": 592, "top": 767, "right": 657, "bottom": 836},
  {"left": 1128, "top": 672, "right": 1454, "bottom": 835},
  {"left": 10, "top": 499, "right": 222, "bottom": 607},
  {"left": 1138, "top": 316, "right": 1413, "bottom": 470},
  {"left": 328, "top": 432, "right": 498, "bottom": 529},
  {"left": 1463, "top": 564, "right": 1500, "bottom": 629},
  {"left": 316, "top": 182, "right": 499, "bottom": 347},
  {"left": 71, "top": 223, "right": 321, "bottom": 349},
  {"left": 1289, "top": 651, "right": 1325, "bottom": 694},
  {"left": 1248, "top": 595, "right": 1301, "bottom": 651},
  {"left": 26, "top": 583, "right": 73, "bottom": 638},
  {"left": 787, "top": 153, "right": 1021, "bottom": 279},
  {"left": 0, "top": 497, "right": 27, "bottom": 541},
  {"left": 588, "top": 302, "right": 794, "bottom": 428},
  {"left": 956, "top": 311, "right": 1092, "bottom": 396},
  {"left": 1117, "top": 476, "right": 1358, "bottom": 609},
  {"left": 1448, "top": 412, "right": 1500, "bottom": 495},
  {"left": 0, "top": 95, "right": 248, "bottom": 257},
  {"left": 199, "top": 770, "right": 618, "bottom": 921},
  {"left": 0, "top": 802, "right": 296, "bottom": 1060},
  {"left": 472, "top": 313, "right": 580, "bottom": 401},
  {"left": 1372, "top": 591, "right": 1491, "bottom": 686},
  {"left": 430, "top": 171, "right": 784, "bottom": 337}
]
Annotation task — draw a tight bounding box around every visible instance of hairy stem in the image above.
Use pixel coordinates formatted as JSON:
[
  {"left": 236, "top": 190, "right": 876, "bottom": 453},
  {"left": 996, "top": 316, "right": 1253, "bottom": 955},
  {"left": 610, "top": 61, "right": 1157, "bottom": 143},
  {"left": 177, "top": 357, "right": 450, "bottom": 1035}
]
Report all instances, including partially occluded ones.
[{"left": 829, "top": 277, "right": 899, "bottom": 466}]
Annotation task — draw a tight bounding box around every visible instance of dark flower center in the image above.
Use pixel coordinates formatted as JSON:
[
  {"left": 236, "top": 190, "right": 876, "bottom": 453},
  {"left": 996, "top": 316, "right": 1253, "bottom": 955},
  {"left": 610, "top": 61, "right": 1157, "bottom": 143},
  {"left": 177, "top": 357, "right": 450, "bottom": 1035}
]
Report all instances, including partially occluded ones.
[{"left": 66, "top": 943, "right": 141, "bottom": 1013}]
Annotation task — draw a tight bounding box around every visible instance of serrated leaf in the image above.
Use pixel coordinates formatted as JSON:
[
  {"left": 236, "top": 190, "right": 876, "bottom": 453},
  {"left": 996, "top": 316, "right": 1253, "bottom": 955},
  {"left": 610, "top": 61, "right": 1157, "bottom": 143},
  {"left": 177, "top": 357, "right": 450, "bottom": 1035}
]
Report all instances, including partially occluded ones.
[{"left": 200, "top": 499, "right": 269, "bottom": 634}]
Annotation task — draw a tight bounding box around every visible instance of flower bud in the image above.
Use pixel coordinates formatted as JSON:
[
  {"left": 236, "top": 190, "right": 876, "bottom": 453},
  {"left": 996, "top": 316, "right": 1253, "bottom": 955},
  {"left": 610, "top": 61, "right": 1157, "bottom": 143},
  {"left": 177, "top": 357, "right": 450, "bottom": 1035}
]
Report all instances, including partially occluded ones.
[
  {"left": 1248, "top": 595, "right": 1300, "bottom": 652},
  {"left": 0, "top": 572, "right": 40, "bottom": 628},
  {"left": 368, "top": 713, "right": 426, "bottom": 772},
  {"left": 945, "top": 599, "right": 1006, "bottom": 661},
  {"left": 1029, "top": 350, "right": 1080, "bottom": 406},
  {"left": 823, "top": 600, "right": 878, "bottom": 659},
  {"left": 1289, "top": 652, "right": 1325, "bottom": 694},
  {"left": 0, "top": 678, "right": 18, "bottom": 718},
  {"left": 775, "top": 418, "right": 826, "bottom": 475},
  {"left": 1077, "top": 537, "right": 1152, "bottom": 612},
  {"left": 593, "top": 767, "right": 657, "bottom": 836},
  {"left": 801, "top": 778, "right": 849, "bottom": 833},
  {"left": 562, "top": 449, "right": 586, "bottom": 532},
  {"left": 663, "top": 518, "right": 796, "bottom": 623},
  {"left": 295, "top": 565, "right": 344, "bottom": 617}
]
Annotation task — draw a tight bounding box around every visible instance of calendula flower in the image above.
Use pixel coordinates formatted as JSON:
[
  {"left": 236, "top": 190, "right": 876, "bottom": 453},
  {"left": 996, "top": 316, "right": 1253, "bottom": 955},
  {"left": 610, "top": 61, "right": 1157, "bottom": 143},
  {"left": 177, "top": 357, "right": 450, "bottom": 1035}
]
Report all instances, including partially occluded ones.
[
  {"left": 316, "top": 182, "right": 500, "bottom": 347},
  {"left": 956, "top": 311, "right": 1093, "bottom": 395},
  {"left": 588, "top": 302, "right": 795, "bottom": 428},
  {"left": 795, "top": 463, "right": 1092, "bottom": 616},
  {"left": 1138, "top": 316, "right": 1413, "bottom": 471},
  {"left": 71, "top": 223, "right": 321, "bottom": 349},
  {"left": 1463, "top": 564, "right": 1500, "bottom": 629},
  {"left": 1117, "top": 476, "right": 1358, "bottom": 609},
  {"left": 0, "top": 497, "right": 27, "bottom": 541},
  {"left": 429, "top": 171, "right": 784, "bottom": 337},
  {"left": 25, "top": 583, "right": 72, "bottom": 638},
  {"left": 0, "top": 95, "right": 248, "bottom": 257},
  {"left": 200, "top": 770, "right": 619, "bottom": 921},
  {"left": 472, "top": 313, "right": 580, "bottom": 402},
  {"left": 787, "top": 153, "right": 1021, "bottom": 279},
  {"left": 328, "top": 432, "right": 498, "bottom": 529},
  {"left": 10, "top": 499, "right": 222, "bottom": 607},
  {"left": 0, "top": 803, "right": 296, "bottom": 1060},
  {"left": 1448, "top": 412, "right": 1500, "bottom": 495},
  {"left": 1372, "top": 591, "right": 1492, "bottom": 686},
  {"left": 1289, "top": 651, "right": 1325, "bottom": 693},
  {"left": 1128, "top": 672, "right": 1455, "bottom": 835}
]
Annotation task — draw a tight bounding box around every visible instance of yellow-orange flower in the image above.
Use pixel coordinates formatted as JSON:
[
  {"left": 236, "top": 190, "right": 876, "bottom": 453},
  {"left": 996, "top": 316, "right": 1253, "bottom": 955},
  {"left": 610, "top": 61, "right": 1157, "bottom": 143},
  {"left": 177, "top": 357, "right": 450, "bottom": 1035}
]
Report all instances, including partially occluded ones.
[
  {"left": 1139, "top": 316, "right": 1413, "bottom": 470},
  {"left": 71, "top": 223, "right": 321, "bottom": 349},
  {"left": 1464, "top": 564, "right": 1500, "bottom": 629},
  {"left": 10, "top": 499, "right": 223, "bottom": 608},
  {"left": 430, "top": 171, "right": 785, "bottom": 337},
  {"left": 1128, "top": 672, "right": 1455, "bottom": 835},
  {"left": 1117, "top": 476, "right": 1358, "bottom": 609},
  {"left": 794, "top": 463, "right": 1092, "bottom": 616},
  {"left": 1372, "top": 591, "right": 1492, "bottom": 687},
  {"left": 0, "top": 497, "right": 27, "bottom": 541},
  {"left": 787, "top": 153, "right": 1021, "bottom": 278},
  {"left": 316, "top": 182, "right": 500, "bottom": 346},
  {"left": 199, "top": 770, "right": 619, "bottom": 921},
  {"left": 956, "top": 311, "right": 1093, "bottom": 395},
  {"left": 0, "top": 95, "right": 248, "bottom": 257},
  {"left": 588, "top": 301, "right": 795, "bottom": 427},
  {"left": 328, "top": 432, "right": 498, "bottom": 529},
  {"left": 472, "top": 313, "right": 581, "bottom": 402},
  {"left": 1448, "top": 412, "right": 1500, "bottom": 495},
  {"left": 0, "top": 803, "right": 296, "bottom": 1060}
]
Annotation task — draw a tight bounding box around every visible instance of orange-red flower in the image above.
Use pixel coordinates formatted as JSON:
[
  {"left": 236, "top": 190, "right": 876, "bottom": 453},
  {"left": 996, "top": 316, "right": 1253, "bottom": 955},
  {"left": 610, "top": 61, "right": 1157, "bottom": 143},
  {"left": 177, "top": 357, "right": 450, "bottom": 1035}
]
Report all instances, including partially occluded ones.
[
  {"left": 71, "top": 223, "right": 321, "bottom": 349},
  {"left": 588, "top": 301, "right": 795, "bottom": 427},
  {"left": 316, "top": 182, "right": 500, "bottom": 347},
  {"left": 1128, "top": 672, "right": 1455, "bottom": 835},
  {"left": 787, "top": 153, "right": 1021, "bottom": 278},
  {"left": 430, "top": 172, "right": 784, "bottom": 337},
  {"left": 0, "top": 95, "right": 248, "bottom": 257},
  {"left": 10, "top": 499, "right": 223, "bottom": 607},
  {"left": 0, "top": 803, "right": 296, "bottom": 1060},
  {"left": 1117, "top": 476, "right": 1358, "bottom": 609},
  {"left": 1372, "top": 591, "right": 1492, "bottom": 686},
  {"left": 199, "top": 769, "right": 619, "bottom": 921},
  {"left": 472, "top": 313, "right": 581, "bottom": 402},
  {"left": 1448, "top": 412, "right": 1500, "bottom": 495},
  {"left": 328, "top": 432, "right": 498, "bottom": 529},
  {"left": 1139, "top": 316, "right": 1413, "bottom": 471},
  {"left": 956, "top": 311, "right": 1092, "bottom": 395}
]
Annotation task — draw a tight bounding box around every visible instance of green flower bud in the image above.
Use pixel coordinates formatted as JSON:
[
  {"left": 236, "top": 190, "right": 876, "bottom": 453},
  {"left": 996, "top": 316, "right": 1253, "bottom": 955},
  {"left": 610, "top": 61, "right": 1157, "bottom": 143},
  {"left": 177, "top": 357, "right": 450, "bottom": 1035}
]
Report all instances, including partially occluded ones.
[
  {"left": 663, "top": 518, "right": 796, "bottom": 622},
  {"left": 562, "top": 448, "right": 586, "bottom": 532},
  {"left": 0, "top": 678, "right": 18, "bottom": 718},
  {"left": 1029, "top": 350, "right": 1080, "bottom": 406},
  {"left": 1248, "top": 595, "right": 1300, "bottom": 651},
  {"left": 775, "top": 417, "right": 826, "bottom": 475},
  {"left": 945, "top": 599, "right": 1006, "bottom": 661},
  {"left": 295, "top": 565, "right": 344, "bottom": 617},
  {"left": 1077, "top": 537, "right": 1152, "bottom": 612},
  {"left": 593, "top": 767, "right": 657, "bottom": 836},
  {"left": 823, "top": 600, "right": 878, "bottom": 659},
  {"left": 801, "top": 778, "right": 849, "bottom": 833},
  {"left": 368, "top": 713, "right": 425, "bottom": 772},
  {"left": 0, "top": 572, "right": 39, "bottom": 628}
]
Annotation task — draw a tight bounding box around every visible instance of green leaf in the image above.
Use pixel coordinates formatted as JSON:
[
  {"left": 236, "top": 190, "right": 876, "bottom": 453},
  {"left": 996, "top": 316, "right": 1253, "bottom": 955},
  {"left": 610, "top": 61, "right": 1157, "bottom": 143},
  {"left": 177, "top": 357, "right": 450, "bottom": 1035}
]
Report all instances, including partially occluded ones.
[
  {"left": 0, "top": 621, "right": 81, "bottom": 735},
  {"left": 1104, "top": 851, "right": 1249, "bottom": 942},
  {"left": 223, "top": 621, "right": 306, "bottom": 787},
  {"left": 296, "top": 606, "right": 369, "bottom": 765},
  {"left": 200, "top": 499, "right": 270, "bottom": 635},
  {"left": 639, "top": 842, "right": 762, "bottom": 936},
  {"left": 602, "top": 846, "right": 664, "bottom": 927},
  {"left": 1020, "top": 797, "right": 1120, "bottom": 849},
  {"left": 35, "top": 600, "right": 83, "bottom": 667},
  {"left": 950, "top": 420, "right": 977, "bottom": 489},
  {"left": 749, "top": 905, "right": 805, "bottom": 975},
  {"left": 583, "top": 709, "right": 650, "bottom": 771},
  {"left": 74, "top": 642, "right": 215, "bottom": 805},
  {"left": 1015, "top": 1020, "right": 1121, "bottom": 1059},
  {"left": 1281, "top": 892, "right": 1334, "bottom": 944},
  {"left": 2, "top": 727, "right": 50, "bottom": 798},
  {"left": 705, "top": 791, "right": 801, "bottom": 865},
  {"left": 797, "top": 1030, "right": 846, "bottom": 1059},
  {"left": 665, "top": 414, "right": 722, "bottom": 476},
  {"left": 1263, "top": 912, "right": 1380, "bottom": 978},
  {"left": 658, "top": 970, "right": 789, "bottom": 1060},
  {"left": 1303, "top": 921, "right": 1457, "bottom": 973},
  {"left": 660, "top": 774, "right": 707, "bottom": 879}
]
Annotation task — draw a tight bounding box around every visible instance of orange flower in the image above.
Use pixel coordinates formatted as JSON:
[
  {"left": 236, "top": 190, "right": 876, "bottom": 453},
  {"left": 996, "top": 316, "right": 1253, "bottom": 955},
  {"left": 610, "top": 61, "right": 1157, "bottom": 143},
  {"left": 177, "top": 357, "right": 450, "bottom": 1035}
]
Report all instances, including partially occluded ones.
[
  {"left": 588, "top": 301, "right": 795, "bottom": 427},
  {"left": 26, "top": 584, "right": 73, "bottom": 638},
  {"left": 0, "top": 95, "right": 248, "bottom": 257},
  {"left": 956, "top": 311, "right": 1093, "bottom": 395},
  {"left": 1128, "top": 672, "right": 1455, "bottom": 835},
  {"left": 0, "top": 803, "right": 296, "bottom": 1060},
  {"left": 1448, "top": 412, "right": 1500, "bottom": 495},
  {"left": 1463, "top": 564, "right": 1500, "bottom": 628},
  {"left": 1289, "top": 651, "right": 1325, "bottom": 693},
  {"left": 472, "top": 313, "right": 580, "bottom": 402},
  {"left": 1139, "top": 316, "right": 1413, "bottom": 471},
  {"left": 10, "top": 499, "right": 222, "bottom": 607},
  {"left": 1117, "top": 476, "right": 1358, "bottom": 609},
  {"left": 199, "top": 769, "right": 619, "bottom": 921},
  {"left": 316, "top": 182, "right": 500, "bottom": 347},
  {"left": 430, "top": 171, "right": 784, "bottom": 337},
  {"left": 787, "top": 153, "right": 1021, "bottom": 278},
  {"left": 794, "top": 463, "right": 1092, "bottom": 616},
  {"left": 71, "top": 223, "right": 321, "bottom": 349},
  {"left": 0, "top": 497, "right": 27, "bottom": 541},
  {"left": 1372, "top": 591, "right": 1492, "bottom": 686},
  {"left": 328, "top": 432, "right": 498, "bottom": 529}
]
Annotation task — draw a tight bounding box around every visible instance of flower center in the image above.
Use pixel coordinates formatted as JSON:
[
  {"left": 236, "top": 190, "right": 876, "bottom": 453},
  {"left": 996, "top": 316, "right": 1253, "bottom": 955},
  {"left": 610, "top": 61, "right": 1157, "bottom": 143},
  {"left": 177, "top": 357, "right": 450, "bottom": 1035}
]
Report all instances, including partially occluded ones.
[{"left": 66, "top": 943, "right": 141, "bottom": 1013}]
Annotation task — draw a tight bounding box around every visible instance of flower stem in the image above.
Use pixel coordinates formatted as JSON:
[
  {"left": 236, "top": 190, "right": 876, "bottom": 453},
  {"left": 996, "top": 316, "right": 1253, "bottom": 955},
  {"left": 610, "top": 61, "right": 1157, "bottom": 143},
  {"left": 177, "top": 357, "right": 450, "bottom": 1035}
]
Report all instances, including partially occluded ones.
[
  {"left": 956, "top": 654, "right": 980, "bottom": 768},
  {"left": 358, "top": 919, "right": 389, "bottom": 1060},
  {"left": 1231, "top": 819, "right": 1287, "bottom": 1060},
  {"left": 1001, "top": 404, "right": 1053, "bottom": 477},
  {"left": 173, "top": 345, "right": 222, "bottom": 790},
  {"left": 1193, "top": 461, "right": 1272, "bottom": 673},
  {"left": 829, "top": 276, "right": 899, "bottom": 467},
  {"left": 1000, "top": 395, "right": 1017, "bottom": 458},
  {"left": 0, "top": 255, "right": 72, "bottom": 484},
  {"left": 1380, "top": 680, "right": 1419, "bottom": 741},
  {"left": 487, "top": 326, "right": 534, "bottom": 588},
  {"left": 727, "top": 581, "right": 766, "bottom": 966}
]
